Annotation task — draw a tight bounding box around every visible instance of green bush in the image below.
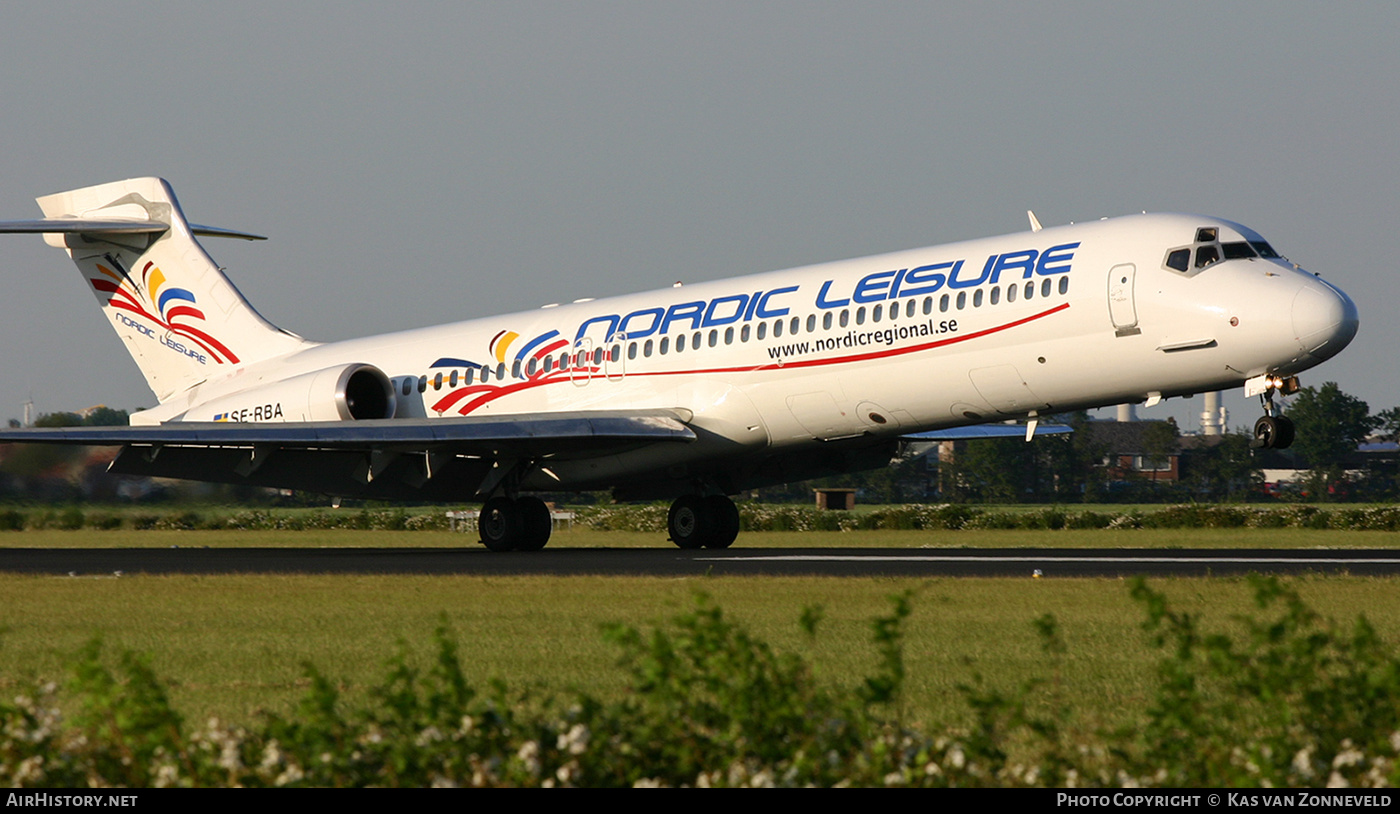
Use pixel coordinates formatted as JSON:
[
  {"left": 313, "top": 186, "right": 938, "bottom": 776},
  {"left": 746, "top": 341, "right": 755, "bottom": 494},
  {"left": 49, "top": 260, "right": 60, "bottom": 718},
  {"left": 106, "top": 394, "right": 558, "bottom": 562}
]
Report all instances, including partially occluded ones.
[{"left": 0, "top": 509, "right": 26, "bottom": 530}]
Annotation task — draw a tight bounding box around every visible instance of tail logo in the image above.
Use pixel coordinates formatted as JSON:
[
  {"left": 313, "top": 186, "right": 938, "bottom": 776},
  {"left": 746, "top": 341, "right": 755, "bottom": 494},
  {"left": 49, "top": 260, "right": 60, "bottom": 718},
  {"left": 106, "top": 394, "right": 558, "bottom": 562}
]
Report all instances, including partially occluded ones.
[{"left": 89, "top": 259, "right": 240, "bottom": 365}]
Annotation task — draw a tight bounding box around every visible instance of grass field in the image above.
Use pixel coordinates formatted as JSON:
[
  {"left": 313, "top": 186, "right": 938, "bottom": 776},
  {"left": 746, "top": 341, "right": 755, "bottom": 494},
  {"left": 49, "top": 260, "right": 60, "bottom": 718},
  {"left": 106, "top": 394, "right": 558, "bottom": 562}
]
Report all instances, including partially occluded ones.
[{"left": 3, "top": 524, "right": 1400, "bottom": 736}]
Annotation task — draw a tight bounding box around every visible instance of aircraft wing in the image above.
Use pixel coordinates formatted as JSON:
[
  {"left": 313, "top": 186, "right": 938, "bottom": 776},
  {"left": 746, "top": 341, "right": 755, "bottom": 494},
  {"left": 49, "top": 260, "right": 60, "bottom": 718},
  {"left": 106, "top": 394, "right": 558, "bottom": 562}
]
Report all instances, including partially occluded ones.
[
  {"left": 0, "top": 410, "right": 696, "bottom": 501},
  {"left": 0, "top": 409, "right": 694, "bottom": 452}
]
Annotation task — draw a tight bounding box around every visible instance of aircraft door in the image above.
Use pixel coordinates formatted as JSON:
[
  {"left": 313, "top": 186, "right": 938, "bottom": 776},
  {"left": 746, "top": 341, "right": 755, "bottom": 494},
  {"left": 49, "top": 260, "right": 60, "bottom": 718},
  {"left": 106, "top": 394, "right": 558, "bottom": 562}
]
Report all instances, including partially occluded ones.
[
  {"left": 605, "top": 332, "right": 626, "bottom": 382},
  {"left": 1108, "top": 263, "right": 1139, "bottom": 335}
]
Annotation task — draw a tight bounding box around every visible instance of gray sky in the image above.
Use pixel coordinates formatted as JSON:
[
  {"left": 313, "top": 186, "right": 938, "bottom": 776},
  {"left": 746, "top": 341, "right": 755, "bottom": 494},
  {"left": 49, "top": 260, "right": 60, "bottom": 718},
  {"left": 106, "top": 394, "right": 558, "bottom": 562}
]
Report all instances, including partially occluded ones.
[{"left": 0, "top": 2, "right": 1394, "bottom": 433}]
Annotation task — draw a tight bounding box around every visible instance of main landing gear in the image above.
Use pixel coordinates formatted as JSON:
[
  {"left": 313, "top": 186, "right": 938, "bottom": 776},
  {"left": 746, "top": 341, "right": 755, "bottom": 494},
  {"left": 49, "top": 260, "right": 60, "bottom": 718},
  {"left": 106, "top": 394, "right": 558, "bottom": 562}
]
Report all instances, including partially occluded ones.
[
  {"left": 667, "top": 494, "right": 740, "bottom": 549},
  {"left": 478, "top": 495, "right": 553, "bottom": 552},
  {"left": 475, "top": 493, "right": 742, "bottom": 552},
  {"left": 1250, "top": 375, "right": 1298, "bottom": 450}
]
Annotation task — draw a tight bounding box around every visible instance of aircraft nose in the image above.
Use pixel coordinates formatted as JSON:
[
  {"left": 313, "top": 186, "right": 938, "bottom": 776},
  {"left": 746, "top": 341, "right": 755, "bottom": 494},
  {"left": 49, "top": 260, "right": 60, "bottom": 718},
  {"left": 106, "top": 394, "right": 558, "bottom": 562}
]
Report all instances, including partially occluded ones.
[{"left": 1291, "top": 278, "right": 1358, "bottom": 363}]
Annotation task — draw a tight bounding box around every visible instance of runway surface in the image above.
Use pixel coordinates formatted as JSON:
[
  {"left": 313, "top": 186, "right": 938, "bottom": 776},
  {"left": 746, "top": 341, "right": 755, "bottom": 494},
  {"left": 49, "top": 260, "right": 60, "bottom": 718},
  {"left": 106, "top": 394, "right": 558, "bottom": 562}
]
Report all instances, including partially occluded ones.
[{"left": 3, "top": 547, "right": 1400, "bottom": 578}]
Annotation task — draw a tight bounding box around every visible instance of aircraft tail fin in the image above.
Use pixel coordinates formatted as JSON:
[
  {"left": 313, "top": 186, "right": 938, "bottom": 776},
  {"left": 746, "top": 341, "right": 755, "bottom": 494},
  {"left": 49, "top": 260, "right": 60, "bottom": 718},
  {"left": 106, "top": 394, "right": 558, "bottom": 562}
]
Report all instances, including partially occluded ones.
[{"left": 3, "top": 178, "right": 310, "bottom": 403}]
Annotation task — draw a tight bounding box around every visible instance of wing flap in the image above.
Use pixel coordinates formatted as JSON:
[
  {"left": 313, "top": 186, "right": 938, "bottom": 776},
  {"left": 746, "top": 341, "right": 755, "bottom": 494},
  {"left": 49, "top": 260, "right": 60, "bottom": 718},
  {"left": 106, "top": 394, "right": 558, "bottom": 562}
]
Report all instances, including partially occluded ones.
[{"left": 900, "top": 424, "right": 1073, "bottom": 441}]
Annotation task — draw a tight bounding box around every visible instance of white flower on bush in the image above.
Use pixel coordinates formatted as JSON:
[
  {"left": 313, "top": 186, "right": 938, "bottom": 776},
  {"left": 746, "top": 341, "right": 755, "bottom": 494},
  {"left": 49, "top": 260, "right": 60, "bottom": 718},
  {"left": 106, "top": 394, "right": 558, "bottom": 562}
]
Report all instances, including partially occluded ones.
[{"left": 557, "top": 723, "right": 589, "bottom": 755}]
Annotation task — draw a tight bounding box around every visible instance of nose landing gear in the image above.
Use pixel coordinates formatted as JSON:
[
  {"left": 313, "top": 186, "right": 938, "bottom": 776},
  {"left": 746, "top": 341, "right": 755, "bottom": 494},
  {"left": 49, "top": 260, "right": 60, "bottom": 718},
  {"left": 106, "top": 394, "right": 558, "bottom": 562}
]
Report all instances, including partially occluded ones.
[
  {"left": 1252, "top": 414, "right": 1295, "bottom": 450},
  {"left": 1249, "top": 375, "right": 1299, "bottom": 450}
]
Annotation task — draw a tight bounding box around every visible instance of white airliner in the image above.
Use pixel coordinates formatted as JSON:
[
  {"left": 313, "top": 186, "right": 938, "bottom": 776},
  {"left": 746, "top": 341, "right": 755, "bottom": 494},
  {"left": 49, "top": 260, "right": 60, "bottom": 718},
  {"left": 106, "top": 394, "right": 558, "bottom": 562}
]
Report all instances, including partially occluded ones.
[{"left": 0, "top": 178, "right": 1358, "bottom": 550}]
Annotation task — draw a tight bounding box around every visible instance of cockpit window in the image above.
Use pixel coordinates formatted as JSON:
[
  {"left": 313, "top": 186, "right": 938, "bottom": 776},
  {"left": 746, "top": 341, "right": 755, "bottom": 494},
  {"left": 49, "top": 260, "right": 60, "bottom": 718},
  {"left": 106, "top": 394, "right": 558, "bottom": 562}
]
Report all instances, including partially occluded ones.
[
  {"left": 1166, "top": 226, "right": 1287, "bottom": 275},
  {"left": 1222, "top": 242, "right": 1256, "bottom": 260}
]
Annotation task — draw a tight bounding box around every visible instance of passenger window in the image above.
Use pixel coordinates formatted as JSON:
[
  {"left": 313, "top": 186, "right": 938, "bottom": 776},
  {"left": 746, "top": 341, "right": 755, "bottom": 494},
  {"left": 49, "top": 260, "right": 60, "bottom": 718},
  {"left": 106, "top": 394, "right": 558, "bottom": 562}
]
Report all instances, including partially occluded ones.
[
  {"left": 1041, "top": 278, "right": 1052, "bottom": 298},
  {"left": 790, "top": 316, "right": 799, "bottom": 335},
  {"left": 708, "top": 330, "right": 718, "bottom": 348},
  {"left": 856, "top": 307, "right": 866, "bottom": 325},
  {"left": 512, "top": 360, "right": 522, "bottom": 378},
  {"left": 757, "top": 323, "right": 766, "bottom": 340},
  {"left": 526, "top": 358, "right": 537, "bottom": 376},
  {"left": 467, "top": 367, "right": 476, "bottom": 384},
  {"left": 1024, "top": 281, "right": 1034, "bottom": 300},
  {"left": 840, "top": 310, "right": 849, "bottom": 328},
  {"left": 644, "top": 338, "right": 654, "bottom": 356},
  {"left": 872, "top": 304, "right": 883, "bottom": 322},
  {"left": 973, "top": 290, "right": 983, "bottom": 307},
  {"left": 940, "top": 294, "right": 949, "bottom": 312},
  {"left": 676, "top": 334, "right": 686, "bottom": 352},
  {"left": 418, "top": 375, "right": 428, "bottom": 392},
  {"left": 449, "top": 370, "right": 459, "bottom": 387},
  {"left": 1007, "top": 284, "right": 1016, "bottom": 303},
  {"left": 741, "top": 325, "right": 750, "bottom": 342},
  {"left": 956, "top": 292, "right": 966, "bottom": 310},
  {"left": 823, "top": 312, "right": 833, "bottom": 330},
  {"left": 806, "top": 314, "right": 816, "bottom": 332},
  {"left": 628, "top": 342, "right": 638, "bottom": 360},
  {"left": 990, "top": 288, "right": 1000, "bottom": 305},
  {"left": 1059, "top": 277, "right": 1069, "bottom": 295},
  {"left": 774, "top": 320, "right": 784, "bottom": 337},
  {"left": 660, "top": 337, "right": 669, "bottom": 354},
  {"left": 724, "top": 327, "right": 733, "bottom": 345}
]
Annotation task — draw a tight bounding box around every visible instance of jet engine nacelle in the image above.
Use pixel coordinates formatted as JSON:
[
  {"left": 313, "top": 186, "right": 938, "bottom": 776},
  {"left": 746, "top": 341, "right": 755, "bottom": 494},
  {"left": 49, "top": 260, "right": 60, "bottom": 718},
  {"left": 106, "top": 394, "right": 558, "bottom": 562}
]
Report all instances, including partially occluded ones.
[{"left": 194, "top": 364, "right": 397, "bottom": 423}]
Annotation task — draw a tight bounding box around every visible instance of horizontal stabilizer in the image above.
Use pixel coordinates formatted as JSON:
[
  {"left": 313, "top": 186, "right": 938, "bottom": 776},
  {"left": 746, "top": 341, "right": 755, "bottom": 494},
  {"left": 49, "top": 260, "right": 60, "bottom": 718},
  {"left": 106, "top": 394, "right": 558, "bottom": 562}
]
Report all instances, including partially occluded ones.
[{"left": 0, "top": 219, "right": 266, "bottom": 240}]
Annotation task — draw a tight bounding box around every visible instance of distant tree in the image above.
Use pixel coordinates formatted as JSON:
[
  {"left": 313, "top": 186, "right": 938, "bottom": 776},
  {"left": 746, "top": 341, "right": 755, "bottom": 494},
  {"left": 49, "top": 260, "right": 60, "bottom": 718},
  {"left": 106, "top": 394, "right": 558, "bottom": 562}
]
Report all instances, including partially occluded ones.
[
  {"left": 1140, "top": 418, "right": 1179, "bottom": 484},
  {"left": 34, "top": 411, "right": 83, "bottom": 428},
  {"left": 1184, "top": 431, "right": 1263, "bottom": 500},
  {"left": 1376, "top": 406, "right": 1400, "bottom": 444},
  {"left": 1050, "top": 411, "right": 1110, "bottom": 502},
  {"left": 1286, "top": 382, "right": 1377, "bottom": 500},
  {"left": 83, "top": 406, "right": 129, "bottom": 426},
  {"left": 947, "top": 437, "right": 1034, "bottom": 502}
]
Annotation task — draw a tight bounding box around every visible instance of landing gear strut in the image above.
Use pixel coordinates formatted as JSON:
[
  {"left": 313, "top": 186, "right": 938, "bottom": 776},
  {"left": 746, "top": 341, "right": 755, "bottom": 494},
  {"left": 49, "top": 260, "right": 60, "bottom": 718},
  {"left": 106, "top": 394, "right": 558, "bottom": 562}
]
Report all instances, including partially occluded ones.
[
  {"left": 1250, "top": 376, "right": 1297, "bottom": 450},
  {"left": 479, "top": 495, "right": 553, "bottom": 551},
  {"left": 668, "top": 494, "right": 740, "bottom": 549}
]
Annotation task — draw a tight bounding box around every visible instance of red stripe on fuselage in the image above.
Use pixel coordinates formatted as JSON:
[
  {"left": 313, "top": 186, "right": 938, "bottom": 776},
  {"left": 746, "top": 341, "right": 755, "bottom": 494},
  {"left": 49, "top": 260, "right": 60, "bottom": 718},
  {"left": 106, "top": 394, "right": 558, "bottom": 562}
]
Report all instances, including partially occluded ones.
[{"left": 433, "top": 303, "right": 1070, "bottom": 414}]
